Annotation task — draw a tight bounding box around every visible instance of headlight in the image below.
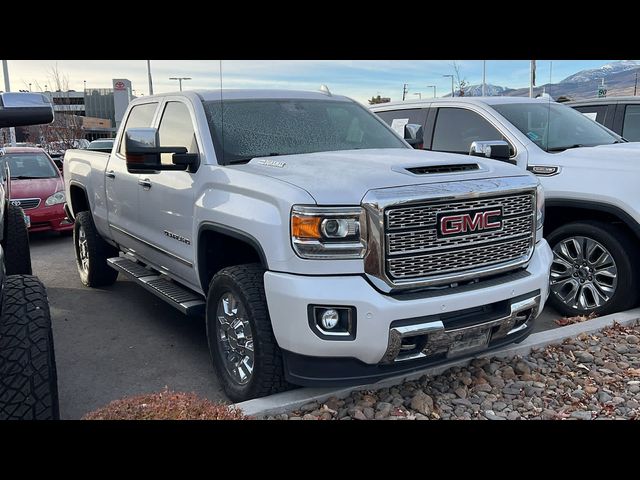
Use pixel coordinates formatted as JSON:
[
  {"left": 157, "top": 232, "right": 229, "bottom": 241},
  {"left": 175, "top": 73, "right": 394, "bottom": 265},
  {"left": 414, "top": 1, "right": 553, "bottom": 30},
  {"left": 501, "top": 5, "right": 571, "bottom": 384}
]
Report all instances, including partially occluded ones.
[
  {"left": 536, "top": 184, "right": 545, "bottom": 242},
  {"left": 291, "top": 206, "right": 366, "bottom": 259},
  {"left": 45, "top": 190, "right": 66, "bottom": 206}
]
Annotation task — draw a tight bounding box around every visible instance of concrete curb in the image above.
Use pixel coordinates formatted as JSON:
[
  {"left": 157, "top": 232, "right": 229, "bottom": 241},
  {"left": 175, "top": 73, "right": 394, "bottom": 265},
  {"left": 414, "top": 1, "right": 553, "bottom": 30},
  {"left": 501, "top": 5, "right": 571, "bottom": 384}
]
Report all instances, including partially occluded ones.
[{"left": 233, "top": 307, "right": 640, "bottom": 418}]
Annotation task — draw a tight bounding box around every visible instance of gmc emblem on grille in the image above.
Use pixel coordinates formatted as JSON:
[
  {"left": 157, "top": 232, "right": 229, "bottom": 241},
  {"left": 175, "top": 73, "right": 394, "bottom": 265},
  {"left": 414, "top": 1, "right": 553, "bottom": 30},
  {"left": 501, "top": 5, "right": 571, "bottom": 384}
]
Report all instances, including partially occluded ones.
[
  {"left": 10, "top": 200, "right": 21, "bottom": 207},
  {"left": 437, "top": 207, "right": 503, "bottom": 238}
]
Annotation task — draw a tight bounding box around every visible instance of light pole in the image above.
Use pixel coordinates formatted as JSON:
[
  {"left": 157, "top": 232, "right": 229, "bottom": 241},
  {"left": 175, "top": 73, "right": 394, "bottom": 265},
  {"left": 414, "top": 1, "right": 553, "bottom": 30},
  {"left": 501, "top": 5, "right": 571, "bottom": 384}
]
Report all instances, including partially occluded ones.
[
  {"left": 482, "top": 60, "right": 486, "bottom": 96},
  {"left": 169, "top": 77, "right": 191, "bottom": 92},
  {"left": 443, "top": 74, "right": 454, "bottom": 97},
  {"left": 28, "top": 83, "right": 32, "bottom": 92},
  {"left": 426, "top": 85, "right": 436, "bottom": 98},
  {"left": 147, "top": 60, "right": 154, "bottom": 95},
  {"left": 413, "top": 92, "right": 422, "bottom": 100},
  {"left": 2, "top": 59, "right": 17, "bottom": 146},
  {"left": 83, "top": 80, "right": 86, "bottom": 92}
]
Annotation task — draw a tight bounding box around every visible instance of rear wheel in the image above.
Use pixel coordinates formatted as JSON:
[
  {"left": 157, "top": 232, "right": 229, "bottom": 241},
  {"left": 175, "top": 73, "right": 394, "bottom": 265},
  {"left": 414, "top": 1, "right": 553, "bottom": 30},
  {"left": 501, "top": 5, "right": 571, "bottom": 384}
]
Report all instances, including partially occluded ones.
[
  {"left": 73, "top": 211, "right": 119, "bottom": 287},
  {"left": 2, "top": 204, "right": 32, "bottom": 275},
  {"left": 0, "top": 275, "right": 59, "bottom": 420},
  {"left": 547, "top": 220, "right": 638, "bottom": 316},
  {"left": 206, "top": 264, "right": 290, "bottom": 402}
]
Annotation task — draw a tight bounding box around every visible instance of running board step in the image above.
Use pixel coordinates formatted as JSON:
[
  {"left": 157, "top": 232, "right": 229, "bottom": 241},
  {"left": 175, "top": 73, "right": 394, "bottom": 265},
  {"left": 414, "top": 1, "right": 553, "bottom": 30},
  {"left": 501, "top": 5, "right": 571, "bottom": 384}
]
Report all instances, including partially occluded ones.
[{"left": 107, "top": 257, "right": 205, "bottom": 316}]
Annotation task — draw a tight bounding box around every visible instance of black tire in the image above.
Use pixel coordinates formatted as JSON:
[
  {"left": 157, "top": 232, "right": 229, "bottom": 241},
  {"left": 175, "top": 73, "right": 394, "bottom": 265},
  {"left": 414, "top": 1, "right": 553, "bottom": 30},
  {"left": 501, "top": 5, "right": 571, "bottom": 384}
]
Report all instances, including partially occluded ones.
[
  {"left": 0, "top": 275, "right": 59, "bottom": 420},
  {"left": 73, "top": 211, "right": 119, "bottom": 287},
  {"left": 206, "top": 264, "right": 290, "bottom": 402},
  {"left": 546, "top": 220, "right": 638, "bottom": 317},
  {"left": 2, "top": 204, "right": 32, "bottom": 275}
]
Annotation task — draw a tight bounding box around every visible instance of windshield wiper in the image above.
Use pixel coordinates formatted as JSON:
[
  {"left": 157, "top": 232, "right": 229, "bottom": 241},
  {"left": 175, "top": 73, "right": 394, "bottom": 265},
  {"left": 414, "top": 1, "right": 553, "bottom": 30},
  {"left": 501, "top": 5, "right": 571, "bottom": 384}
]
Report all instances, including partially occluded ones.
[{"left": 547, "top": 144, "right": 585, "bottom": 152}]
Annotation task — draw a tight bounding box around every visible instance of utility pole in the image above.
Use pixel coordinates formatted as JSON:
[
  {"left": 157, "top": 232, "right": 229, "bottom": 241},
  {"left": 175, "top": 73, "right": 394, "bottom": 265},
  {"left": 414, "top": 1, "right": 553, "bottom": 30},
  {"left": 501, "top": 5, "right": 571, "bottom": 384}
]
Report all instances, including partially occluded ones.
[
  {"left": 169, "top": 77, "right": 191, "bottom": 92},
  {"left": 147, "top": 60, "right": 154, "bottom": 95},
  {"left": 635, "top": 72, "right": 638, "bottom": 96},
  {"left": 2, "top": 60, "right": 17, "bottom": 146},
  {"left": 482, "top": 60, "right": 486, "bottom": 96},
  {"left": 443, "top": 74, "right": 454, "bottom": 97},
  {"left": 402, "top": 83, "right": 408, "bottom": 101},
  {"left": 530, "top": 60, "right": 536, "bottom": 98}
]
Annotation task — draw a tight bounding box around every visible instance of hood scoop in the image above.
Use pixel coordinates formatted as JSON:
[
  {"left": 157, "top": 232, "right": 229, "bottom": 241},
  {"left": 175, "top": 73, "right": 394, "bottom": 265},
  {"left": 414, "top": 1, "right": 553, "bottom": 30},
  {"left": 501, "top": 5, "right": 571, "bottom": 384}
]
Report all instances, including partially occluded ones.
[{"left": 406, "top": 163, "right": 479, "bottom": 175}]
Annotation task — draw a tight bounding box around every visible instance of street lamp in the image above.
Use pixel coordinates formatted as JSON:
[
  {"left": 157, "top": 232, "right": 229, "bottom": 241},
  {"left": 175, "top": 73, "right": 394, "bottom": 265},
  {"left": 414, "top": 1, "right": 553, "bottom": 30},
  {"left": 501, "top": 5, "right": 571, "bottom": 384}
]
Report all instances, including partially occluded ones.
[
  {"left": 413, "top": 92, "right": 422, "bottom": 100},
  {"left": 28, "top": 83, "right": 32, "bottom": 92},
  {"left": 443, "top": 75, "right": 454, "bottom": 97},
  {"left": 83, "top": 80, "right": 86, "bottom": 92},
  {"left": 426, "top": 85, "right": 436, "bottom": 98},
  {"left": 169, "top": 77, "right": 191, "bottom": 91}
]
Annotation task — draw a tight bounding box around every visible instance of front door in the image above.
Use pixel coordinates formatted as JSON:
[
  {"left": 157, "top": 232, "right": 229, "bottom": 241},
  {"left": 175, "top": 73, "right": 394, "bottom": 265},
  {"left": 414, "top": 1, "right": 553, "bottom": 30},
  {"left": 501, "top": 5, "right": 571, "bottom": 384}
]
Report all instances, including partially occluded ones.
[{"left": 135, "top": 99, "right": 199, "bottom": 289}]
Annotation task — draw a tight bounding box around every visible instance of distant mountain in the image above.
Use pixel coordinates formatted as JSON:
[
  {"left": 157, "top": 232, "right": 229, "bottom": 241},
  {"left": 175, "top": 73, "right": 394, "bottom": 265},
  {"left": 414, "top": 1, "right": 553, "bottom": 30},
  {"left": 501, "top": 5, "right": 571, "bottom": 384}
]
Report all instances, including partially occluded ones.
[
  {"left": 444, "top": 83, "right": 513, "bottom": 97},
  {"left": 560, "top": 60, "right": 640, "bottom": 84}
]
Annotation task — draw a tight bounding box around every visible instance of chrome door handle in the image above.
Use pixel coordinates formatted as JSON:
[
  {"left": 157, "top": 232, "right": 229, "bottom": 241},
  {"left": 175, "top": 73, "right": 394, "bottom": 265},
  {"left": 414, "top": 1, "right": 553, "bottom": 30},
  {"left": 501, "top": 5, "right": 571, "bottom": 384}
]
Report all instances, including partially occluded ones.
[
  {"left": 138, "top": 178, "right": 152, "bottom": 190},
  {"left": 105, "top": 170, "right": 116, "bottom": 179}
]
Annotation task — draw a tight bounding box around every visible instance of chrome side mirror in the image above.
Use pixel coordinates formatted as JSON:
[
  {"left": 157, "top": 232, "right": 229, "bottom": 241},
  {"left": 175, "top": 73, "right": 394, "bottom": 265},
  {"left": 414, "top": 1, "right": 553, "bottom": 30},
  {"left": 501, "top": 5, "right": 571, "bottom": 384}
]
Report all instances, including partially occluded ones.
[{"left": 469, "top": 140, "right": 512, "bottom": 162}]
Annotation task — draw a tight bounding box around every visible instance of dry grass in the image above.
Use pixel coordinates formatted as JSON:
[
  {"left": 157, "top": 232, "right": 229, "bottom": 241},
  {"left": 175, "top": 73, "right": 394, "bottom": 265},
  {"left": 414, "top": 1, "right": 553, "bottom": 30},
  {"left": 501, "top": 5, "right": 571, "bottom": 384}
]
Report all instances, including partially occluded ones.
[{"left": 83, "top": 388, "right": 248, "bottom": 420}]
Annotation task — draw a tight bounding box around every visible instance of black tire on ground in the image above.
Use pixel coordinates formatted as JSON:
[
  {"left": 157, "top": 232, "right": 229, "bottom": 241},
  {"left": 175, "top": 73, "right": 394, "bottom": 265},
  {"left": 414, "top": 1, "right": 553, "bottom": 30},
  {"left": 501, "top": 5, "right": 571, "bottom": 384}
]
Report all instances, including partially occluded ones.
[
  {"left": 73, "top": 211, "right": 119, "bottom": 287},
  {"left": 206, "top": 264, "right": 290, "bottom": 402},
  {"left": 2, "top": 204, "right": 32, "bottom": 275},
  {"left": 0, "top": 275, "right": 59, "bottom": 420},
  {"left": 546, "top": 220, "right": 639, "bottom": 317}
]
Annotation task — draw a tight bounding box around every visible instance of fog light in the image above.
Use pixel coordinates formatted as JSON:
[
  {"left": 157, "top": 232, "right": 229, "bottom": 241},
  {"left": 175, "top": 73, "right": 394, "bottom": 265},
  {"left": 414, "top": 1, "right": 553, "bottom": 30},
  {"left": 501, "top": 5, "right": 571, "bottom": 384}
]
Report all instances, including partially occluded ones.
[{"left": 320, "top": 309, "right": 340, "bottom": 329}]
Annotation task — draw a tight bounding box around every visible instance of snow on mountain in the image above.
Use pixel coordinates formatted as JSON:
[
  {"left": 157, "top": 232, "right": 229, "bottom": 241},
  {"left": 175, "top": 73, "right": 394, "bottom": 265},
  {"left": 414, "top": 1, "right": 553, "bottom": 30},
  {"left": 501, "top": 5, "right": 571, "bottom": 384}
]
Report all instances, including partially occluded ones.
[
  {"left": 560, "top": 60, "right": 640, "bottom": 84},
  {"left": 444, "top": 84, "right": 510, "bottom": 97}
]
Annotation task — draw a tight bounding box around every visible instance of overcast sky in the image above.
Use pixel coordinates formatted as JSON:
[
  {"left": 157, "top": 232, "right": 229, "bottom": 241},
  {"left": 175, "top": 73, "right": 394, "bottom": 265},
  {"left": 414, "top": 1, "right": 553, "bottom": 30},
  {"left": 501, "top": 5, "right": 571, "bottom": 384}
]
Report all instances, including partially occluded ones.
[{"left": 2, "top": 60, "right": 621, "bottom": 104}]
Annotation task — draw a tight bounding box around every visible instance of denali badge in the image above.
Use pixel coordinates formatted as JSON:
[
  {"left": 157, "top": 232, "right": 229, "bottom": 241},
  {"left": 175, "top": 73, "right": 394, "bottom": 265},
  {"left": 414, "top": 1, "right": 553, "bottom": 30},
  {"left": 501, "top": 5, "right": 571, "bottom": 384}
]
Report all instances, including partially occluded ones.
[
  {"left": 164, "top": 230, "right": 191, "bottom": 245},
  {"left": 437, "top": 207, "right": 503, "bottom": 238}
]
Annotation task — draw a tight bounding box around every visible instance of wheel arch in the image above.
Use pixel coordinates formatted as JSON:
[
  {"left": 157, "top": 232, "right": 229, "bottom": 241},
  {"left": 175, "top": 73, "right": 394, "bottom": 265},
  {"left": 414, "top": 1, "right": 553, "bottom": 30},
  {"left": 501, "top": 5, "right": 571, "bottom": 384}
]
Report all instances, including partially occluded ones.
[
  {"left": 545, "top": 199, "right": 640, "bottom": 244},
  {"left": 197, "top": 222, "right": 269, "bottom": 293},
  {"left": 68, "top": 181, "right": 90, "bottom": 219}
]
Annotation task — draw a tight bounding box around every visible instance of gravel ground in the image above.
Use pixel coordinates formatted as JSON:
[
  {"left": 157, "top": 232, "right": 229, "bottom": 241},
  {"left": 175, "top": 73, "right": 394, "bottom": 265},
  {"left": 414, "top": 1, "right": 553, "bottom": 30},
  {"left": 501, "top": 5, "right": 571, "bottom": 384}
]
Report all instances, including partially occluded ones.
[{"left": 266, "top": 322, "right": 640, "bottom": 420}]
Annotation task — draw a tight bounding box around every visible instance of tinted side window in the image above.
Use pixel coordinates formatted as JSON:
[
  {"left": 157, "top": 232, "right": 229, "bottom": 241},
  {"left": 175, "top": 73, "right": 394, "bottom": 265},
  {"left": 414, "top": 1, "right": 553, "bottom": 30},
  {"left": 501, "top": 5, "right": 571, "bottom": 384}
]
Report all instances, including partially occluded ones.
[
  {"left": 375, "top": 108, "right": 429, "bottom": 139},
  {"left": 432, "top": 108, "right": 506, "bottom": 154},
  {"left": 622, "top": 105, "right": 640, "bottom": 142},
  {"left": 118, "top": 102, "right": 158, "bottom": 155},
  {"left": 158, "top": 102, "right": 198, "bottom": 165},
  {"left": 573, "top": 105, "right": 608, "bottom": 125}
]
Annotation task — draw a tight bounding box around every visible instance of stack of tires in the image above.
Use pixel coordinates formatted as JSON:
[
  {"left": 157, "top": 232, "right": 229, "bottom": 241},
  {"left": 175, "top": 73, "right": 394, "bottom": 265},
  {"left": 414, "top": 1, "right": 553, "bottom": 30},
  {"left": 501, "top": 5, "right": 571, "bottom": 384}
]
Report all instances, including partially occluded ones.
[{"left": 0, "top": 204, "right": 59, "bottom": 420}]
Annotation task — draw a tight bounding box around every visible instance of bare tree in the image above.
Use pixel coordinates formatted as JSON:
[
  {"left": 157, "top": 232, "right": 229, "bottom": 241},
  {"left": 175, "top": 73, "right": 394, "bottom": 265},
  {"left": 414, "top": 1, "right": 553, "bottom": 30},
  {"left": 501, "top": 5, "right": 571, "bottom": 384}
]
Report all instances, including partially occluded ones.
[
  {"left": 368, "top": 95, "right": 390, "bottom": 105},
  {"left": 451, "top": 61, "right": 469, "bottom": 97}
]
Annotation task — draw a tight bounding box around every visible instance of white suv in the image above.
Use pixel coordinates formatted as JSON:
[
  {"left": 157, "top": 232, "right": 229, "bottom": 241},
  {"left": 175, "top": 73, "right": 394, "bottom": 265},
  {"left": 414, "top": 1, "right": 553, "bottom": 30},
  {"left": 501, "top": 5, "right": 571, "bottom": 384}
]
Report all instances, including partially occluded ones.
[{"left": 372, "top": 97, "right": 640, "bottom": 317}]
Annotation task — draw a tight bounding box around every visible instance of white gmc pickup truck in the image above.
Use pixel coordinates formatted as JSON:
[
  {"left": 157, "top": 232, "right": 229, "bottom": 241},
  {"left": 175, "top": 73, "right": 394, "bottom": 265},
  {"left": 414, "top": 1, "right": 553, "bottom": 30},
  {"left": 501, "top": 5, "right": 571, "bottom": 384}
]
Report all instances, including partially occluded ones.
[{"left": 64, "top": 89, "right": 552, "bottom": 401}]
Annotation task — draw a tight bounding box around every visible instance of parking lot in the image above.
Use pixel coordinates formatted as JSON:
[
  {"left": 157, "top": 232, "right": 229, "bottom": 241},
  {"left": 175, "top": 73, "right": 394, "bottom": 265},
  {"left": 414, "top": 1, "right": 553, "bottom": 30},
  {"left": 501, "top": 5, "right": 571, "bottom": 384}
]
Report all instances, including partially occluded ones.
[{"left": 31, "top": 231, "right": 560, "bottom": 419}]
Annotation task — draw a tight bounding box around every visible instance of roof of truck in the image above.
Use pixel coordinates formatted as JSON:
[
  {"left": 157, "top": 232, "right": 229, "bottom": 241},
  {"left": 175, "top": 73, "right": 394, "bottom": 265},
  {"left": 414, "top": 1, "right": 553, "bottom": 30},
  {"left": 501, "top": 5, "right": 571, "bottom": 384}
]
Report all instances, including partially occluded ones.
[
  {"left": 137, "top": 89, "right": 353, "bottom": 103},
  {"left": 370, "top": 96, "right": 557, "bottom": 111}
]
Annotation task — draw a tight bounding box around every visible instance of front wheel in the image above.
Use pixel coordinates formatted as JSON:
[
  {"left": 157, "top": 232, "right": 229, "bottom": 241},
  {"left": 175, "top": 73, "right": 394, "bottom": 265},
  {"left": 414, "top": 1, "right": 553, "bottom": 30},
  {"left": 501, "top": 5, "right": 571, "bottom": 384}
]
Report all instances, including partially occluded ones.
[
  {"left": 2, "top": 204, "right": 32, "bottom": 275},
  {"left": 547, "top": 220, "right": 638, "bottom": 317},
  {"left": 206, "top": 264, "right": 290, "bottom": 402}
]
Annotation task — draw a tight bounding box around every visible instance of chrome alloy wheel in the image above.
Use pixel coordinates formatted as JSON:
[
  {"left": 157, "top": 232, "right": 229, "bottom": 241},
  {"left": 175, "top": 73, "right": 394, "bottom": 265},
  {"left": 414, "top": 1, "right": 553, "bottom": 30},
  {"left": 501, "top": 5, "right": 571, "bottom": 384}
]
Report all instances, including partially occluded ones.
[
  {"left": 216, "top": 292, "right": 254, "bottom": 385},
  {"left": 550, "top": 236, "right": 618, "bottom": 311},
  {"left": 77, "top": 225, "right": 90, "bottom": 273}
]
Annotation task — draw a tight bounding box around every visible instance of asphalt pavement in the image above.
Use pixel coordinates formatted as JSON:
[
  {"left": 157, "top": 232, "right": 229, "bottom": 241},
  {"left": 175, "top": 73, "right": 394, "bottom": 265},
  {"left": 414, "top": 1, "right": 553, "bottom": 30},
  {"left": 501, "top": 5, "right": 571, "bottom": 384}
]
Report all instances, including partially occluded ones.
[{"left": 29, "top": 231, "right": 560, "bottom": 419}]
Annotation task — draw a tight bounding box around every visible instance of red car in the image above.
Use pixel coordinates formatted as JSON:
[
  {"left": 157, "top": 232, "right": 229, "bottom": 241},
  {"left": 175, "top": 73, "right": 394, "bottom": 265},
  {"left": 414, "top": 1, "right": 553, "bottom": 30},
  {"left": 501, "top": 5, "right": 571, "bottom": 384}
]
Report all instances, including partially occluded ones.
[{"left": 2, "top": 147, "right": 73, "bottom": 233}]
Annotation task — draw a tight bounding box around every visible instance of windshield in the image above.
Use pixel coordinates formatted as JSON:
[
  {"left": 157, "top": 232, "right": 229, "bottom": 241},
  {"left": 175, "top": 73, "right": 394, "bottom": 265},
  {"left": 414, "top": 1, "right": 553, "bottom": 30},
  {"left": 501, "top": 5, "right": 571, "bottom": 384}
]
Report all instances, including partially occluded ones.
[
  {"left": 3, "top": 153, "right": 59, "bottom": 179},
  {"left": 492, "top": 102, "right": 622, "bottom": 152},
  {"left": 203, "top": 98, "right": 408, "bottom": 164}
]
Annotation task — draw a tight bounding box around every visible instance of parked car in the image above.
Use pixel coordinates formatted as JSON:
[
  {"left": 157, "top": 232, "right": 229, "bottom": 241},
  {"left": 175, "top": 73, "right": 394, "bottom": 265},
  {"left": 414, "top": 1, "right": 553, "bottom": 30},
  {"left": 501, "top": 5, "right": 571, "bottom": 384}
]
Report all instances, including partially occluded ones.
[
  {"left": 0, "top": 92, "right": 59, "bottom": 420},
  {"left": 1, "top": 147, "right": 73, "bottom": 234},
  {"left": 64, "top": 89, "right": 552, "bottom": 402},
  {"left": 566, "top": 96, "right": 640, "bottom": 142},
  {"left": 86, "top": 138, "right": 114, "bottom": 153},
  {"left": 371, "top": 97, "right": 640, "bottom": 318}
]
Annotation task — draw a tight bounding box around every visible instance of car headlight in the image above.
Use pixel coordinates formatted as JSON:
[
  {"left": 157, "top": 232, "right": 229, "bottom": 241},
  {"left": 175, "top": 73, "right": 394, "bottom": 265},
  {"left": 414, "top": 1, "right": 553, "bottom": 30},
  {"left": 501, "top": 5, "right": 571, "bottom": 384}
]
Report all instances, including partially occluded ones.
[
  {"left": 45, "top": 191, "right": 66, "bottom": 206},
  {"left": 291, "top": 206, "right": 366, "bottom": 259},
  {"left": 536, "top": 184, "right": 545, "bottom": 243}
]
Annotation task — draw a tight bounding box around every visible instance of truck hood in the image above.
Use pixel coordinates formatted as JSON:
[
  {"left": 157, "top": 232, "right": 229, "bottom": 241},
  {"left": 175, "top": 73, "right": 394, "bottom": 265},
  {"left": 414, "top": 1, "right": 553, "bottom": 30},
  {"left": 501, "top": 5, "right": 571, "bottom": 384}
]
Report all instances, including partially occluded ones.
[
  {"left": 232, "top": 148, "right": 528, "bottom": 204},
  {"left": 10, "top": 177, "right": 63, "bottom": 200},
  {"left": 550, "top": 142, "right": 640, "bottom": 170}
]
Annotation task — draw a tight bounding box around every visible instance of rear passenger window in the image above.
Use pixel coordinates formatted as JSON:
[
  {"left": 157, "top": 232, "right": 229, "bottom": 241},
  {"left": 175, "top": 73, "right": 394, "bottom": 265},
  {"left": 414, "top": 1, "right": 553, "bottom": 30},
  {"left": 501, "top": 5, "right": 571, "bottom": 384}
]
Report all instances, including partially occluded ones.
[
  {"left": 118, "top": 102, "right": 158, "bottom": 155},
  {"left": 157, "top": 101, "right": 198, "bottom": 165},
  {"left": 432, "top": 107, "right": 508, "bottom": 154},
  {"left": 622, "top": 105, "right": 640, "bottom": 142},
  {"left": 573, "top": 105, "right": 608, "bottom": 125}
]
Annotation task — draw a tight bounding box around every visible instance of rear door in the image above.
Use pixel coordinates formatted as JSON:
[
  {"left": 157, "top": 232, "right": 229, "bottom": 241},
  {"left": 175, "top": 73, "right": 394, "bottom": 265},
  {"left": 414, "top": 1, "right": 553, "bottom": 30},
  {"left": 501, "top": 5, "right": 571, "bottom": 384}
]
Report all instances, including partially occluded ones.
[
  {"left": 105, "top": 101, "right": 159, "bottom": 248},
  {"left": 572, "top": 104, "right": 614, "bottom": 130}
]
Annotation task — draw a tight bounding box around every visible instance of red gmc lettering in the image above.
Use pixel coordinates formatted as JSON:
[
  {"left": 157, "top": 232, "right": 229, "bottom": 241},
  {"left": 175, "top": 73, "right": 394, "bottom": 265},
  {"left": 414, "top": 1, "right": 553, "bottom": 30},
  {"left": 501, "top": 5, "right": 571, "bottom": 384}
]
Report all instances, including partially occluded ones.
[{"left": 440, "top": 209, "right": 502, "bottom": 235}]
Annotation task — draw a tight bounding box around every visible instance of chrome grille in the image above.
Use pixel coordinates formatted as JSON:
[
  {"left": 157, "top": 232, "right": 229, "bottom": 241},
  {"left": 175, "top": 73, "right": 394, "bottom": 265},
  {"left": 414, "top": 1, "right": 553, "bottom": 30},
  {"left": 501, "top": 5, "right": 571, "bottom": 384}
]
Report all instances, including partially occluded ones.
[
  {"left": 383, "top": 193, "right": 535, "bottom": 282},
  {"left": 10, "top": 198, "right": 41, "bottom": 210}
]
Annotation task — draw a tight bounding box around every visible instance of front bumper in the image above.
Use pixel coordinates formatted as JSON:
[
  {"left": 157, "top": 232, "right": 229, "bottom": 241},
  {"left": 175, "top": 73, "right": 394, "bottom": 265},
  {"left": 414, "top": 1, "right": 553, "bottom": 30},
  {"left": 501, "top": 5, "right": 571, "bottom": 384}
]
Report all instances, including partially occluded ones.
[
  {"left": 25, "top": 204, "right": 74, "bottom": 233},
  {"left": 264, "top": 239, "right": 552, "bottom": 385}
]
